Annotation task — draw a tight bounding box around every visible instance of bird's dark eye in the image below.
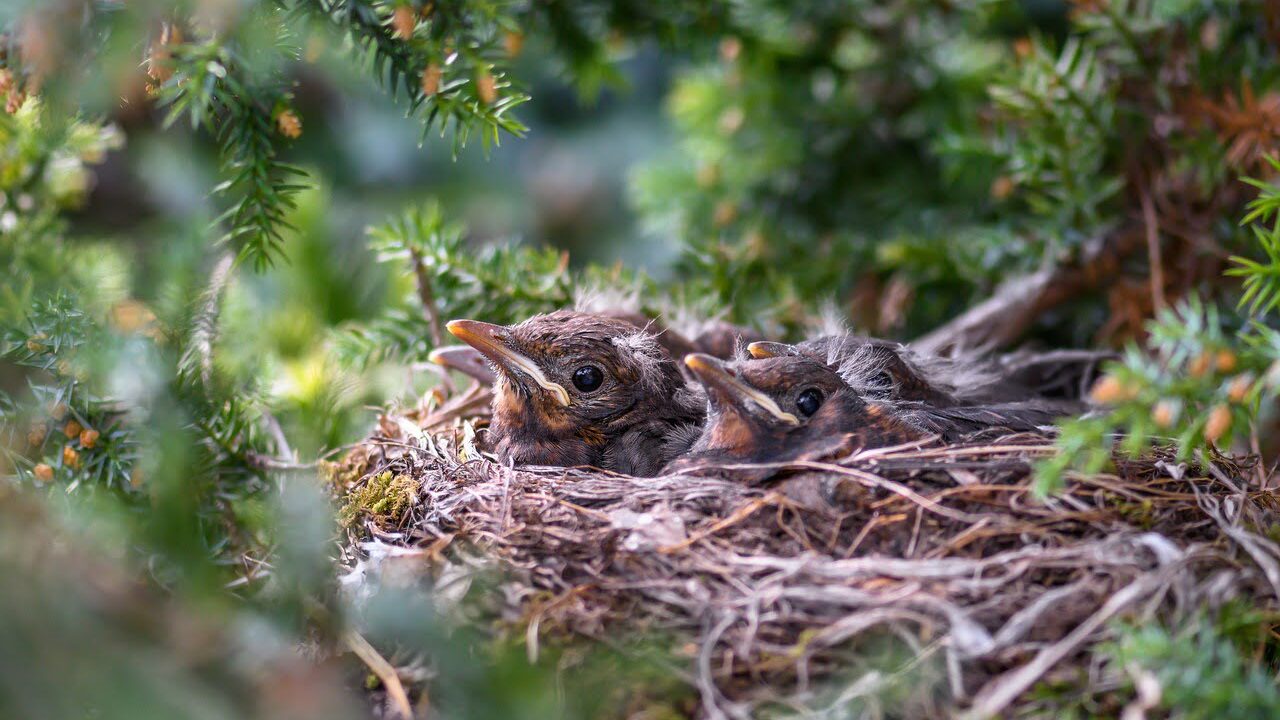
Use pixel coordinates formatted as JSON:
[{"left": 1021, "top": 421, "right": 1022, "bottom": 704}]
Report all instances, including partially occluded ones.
[
  {"left": 871, "top": 370, "right": 894, "bottom": 390},
  {"left": 796, "top": 388, "right": 823, "bottom": 417},
  {"left": 572, "top": 365, "right": 604, "bottom": 393}
]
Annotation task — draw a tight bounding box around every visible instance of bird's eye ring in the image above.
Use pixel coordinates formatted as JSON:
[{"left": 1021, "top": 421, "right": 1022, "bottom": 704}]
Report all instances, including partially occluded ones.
[
  {"left": 796, "top": 388, "right": 823, "bottom": 417},
  {"left": 572, "top": 365, "right": 605, "bottom": 393}
]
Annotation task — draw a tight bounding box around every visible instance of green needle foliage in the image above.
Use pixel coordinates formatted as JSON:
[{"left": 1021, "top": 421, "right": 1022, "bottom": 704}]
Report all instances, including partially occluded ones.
[
  {"left": 291, "top": 0, "right": 531, "bottom": 153},
  {"left": 0, "top": 98, "right": 280, "bottom": 587},
  {"left": 1038, "top": 168, "right": 1280, "bottom": 494},
  {"left": 1103, "top": 608, "right": 1280, "bottom": 719},
  {"left": 1231, "top": 162, "right": 1280, "bottom": 316},
  {"left": 3, "top": 0, "right": 1280, "bottom": 717},
  {"left": 150, "top": 6, "right": 307, "bottom": 269},
  {"left": 335, "top": 201, "right": 578, "bottom": 368}
]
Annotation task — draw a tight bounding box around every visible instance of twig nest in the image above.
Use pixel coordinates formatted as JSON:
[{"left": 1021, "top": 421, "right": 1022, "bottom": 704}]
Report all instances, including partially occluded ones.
[{"left": 333, "top": 398, "right": 1278, "bottom": 717}]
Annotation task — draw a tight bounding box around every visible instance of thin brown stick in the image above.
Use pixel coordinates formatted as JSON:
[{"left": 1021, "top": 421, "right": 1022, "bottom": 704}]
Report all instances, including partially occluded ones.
[
  {"left": 344, "top": 630, "right": 415, "bottom": 720},
  {"left": 409, "top": 248, "right": 445, "bottom": 348},
  {"left": 883, "top": 444, "right": 1057, "bottom": 459},
  {"left": 796, "top": 461, "right": 987, "bottom": 523},
  {"left": 1140, "top": 182, "right": 1167, "bottom": 312},
  {"left": 659, "top": 492, "right": 783, "bottom": 554},
  {"left": 843, "top": 512, "right": 909, "bottom": 557},
  {"left": 962, "top": 568, "right": 1174, "bottom": 719}
]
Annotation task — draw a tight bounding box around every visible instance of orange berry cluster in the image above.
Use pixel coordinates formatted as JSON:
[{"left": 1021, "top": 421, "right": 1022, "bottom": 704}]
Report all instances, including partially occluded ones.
[
  {"left": 1088, "top": 347, "right": 1253, "bottom": 444},
  {"left": 276, "top": 109, "right": 302, "bottom": 139},
  {"left": 27, "top": 402, "right": 103, "bottom": 483}
]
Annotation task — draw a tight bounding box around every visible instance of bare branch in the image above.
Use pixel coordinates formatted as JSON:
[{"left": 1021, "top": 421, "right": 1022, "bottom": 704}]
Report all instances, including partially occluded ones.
[
  {"left": 344, "top": 630, "right": 416, "bottom": 720},
  {"left": 409, "top": 248, "right": 445, "bottom": 348},
  {"left": 913, "top": 223, "right": 1142, "bottom": 355}
]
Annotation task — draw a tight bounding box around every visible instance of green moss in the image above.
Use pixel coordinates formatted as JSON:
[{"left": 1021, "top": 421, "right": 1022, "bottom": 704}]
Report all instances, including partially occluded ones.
[
  {"left": 1113, "top": 499, "right": 1156, "bottom": 529},
  {"left": 339, "top": 471, "right": 418, "bottom": 528}
]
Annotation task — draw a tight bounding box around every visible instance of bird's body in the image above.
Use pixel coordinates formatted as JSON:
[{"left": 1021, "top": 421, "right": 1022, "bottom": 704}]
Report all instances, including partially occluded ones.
[
  {"left": 668, "top": 353, "right": 1077, "bottom": 475},
  {"left": 895, "top": 399, "right": 1077, "bottom": 441},
  {"left": 571, "top": 288, "right": 765, "bottom": 361},
  {"left": 747, "top": 335, "right": 1109, "bottom": 406},
  {"left": 447, "top": 311, "right": 705, "bottom": 476},
  {"left": 590, "top": 309, "right": 701, "bottom": 361},
  {"left": 446, "top": 310, "right": 1088, "bottom": 477}
]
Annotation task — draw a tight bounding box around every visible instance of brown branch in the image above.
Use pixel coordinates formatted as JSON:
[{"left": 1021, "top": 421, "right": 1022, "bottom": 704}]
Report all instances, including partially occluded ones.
[
  {"left": 344, "top": 630, "right": 415, "bottom": 720},
  {"left": 913, "top": 222, "right": 1143, "bottom": 355},
  {"left": 1140, "top": 183, "right": 1168, "bottom": 312},
  {"left": 408, "top": 248, "right": 444, "bottom": 348}
]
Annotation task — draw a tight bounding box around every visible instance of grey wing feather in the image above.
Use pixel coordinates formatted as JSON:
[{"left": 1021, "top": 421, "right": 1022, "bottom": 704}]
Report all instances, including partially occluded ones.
[{"left": 898, "top": 400, "right": 1079, "bottom": 440}]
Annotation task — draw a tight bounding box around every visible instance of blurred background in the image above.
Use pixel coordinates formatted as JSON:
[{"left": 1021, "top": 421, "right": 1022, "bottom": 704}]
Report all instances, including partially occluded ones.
[
  {"left": 57, "top": 19, "right": 685, "bottom": 455},
  {"left": 3, "top": 0, "right": 1280, "bottom": 717}
]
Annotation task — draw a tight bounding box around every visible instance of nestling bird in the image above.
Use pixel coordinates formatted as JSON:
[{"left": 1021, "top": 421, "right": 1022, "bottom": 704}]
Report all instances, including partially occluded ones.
[
  {"left": 667, "top": 352, "right": 1077, "bottom": 473},
  {"left": 571, "top": 287, "right": 764, "bottom": 360},
  {"left": 746, "top": 335, "right": 1110, "bottom": 405},
  {"left": 666, "top": 353, "right": 926, "bottom": 472},
  {"left": 433, "top": 309, "right": 759, "bottom": 387},
  {"left": 446, "top": 311, "right": 705, "bottom": 476}
]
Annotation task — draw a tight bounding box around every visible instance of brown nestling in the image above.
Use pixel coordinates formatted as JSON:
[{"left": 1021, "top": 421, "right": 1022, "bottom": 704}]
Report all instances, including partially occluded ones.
[
  {"left": 447, "top": 311, "right": 705, "bottom": 476},
  {"left": 666, "top": 353, "right": 926, "bottom": 473},
  {"left": 747, "top": 335, "right": 1109, "bottom": 404},
  {"left": 668, "top": 352, "right": 1079, "bottom": 474}
]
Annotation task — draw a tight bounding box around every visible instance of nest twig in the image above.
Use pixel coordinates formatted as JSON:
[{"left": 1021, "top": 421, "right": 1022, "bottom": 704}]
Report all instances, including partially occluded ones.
[{"left": 333, "top": 385, "right": 1279, "bottom": 718}]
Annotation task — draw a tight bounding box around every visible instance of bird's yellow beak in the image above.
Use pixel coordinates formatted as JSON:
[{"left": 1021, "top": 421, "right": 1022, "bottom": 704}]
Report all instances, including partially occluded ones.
[
  {"left": 446, "top": 319, "right": 570, "bottom": 406},
  {"left": 684, "top": 353, "right": 799, "bottom": 425},
  {"left": 746, "top": 341, "right": 794, "bottom": 359}
]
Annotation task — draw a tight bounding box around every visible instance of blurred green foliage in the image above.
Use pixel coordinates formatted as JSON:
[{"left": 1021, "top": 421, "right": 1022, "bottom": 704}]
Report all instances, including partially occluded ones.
[
  {"left": 2, "top": 0, "right": 1280, "bottom": 717},
  {"left": 1039, "top": 168, "right": 1280, "bottom": 494},
  {"left": 1102, "top": 606, "right": 1280, "bottom": 719}
]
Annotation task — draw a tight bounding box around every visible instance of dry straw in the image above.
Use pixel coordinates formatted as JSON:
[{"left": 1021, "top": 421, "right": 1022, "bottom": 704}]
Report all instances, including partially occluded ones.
[{"left": 334, "top": 382, "right": 1279, "bottom": 718}]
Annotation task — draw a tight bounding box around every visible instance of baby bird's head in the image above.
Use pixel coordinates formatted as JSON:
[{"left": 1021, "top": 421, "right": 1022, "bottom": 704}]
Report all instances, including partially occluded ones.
[
  {"left": 680, "top": 353, "right": 922, "bottom": 467},
  {"left": 447, "top": 310, "right": 698, "bottom": 468},
  {"left": 747, "top": 338, "right": 956, "bottom": 406}
]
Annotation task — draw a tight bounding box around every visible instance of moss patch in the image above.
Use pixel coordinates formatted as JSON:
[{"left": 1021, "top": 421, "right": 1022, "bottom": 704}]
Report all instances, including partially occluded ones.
[{"left": 339, "top": 471, "right": 418, "bottom": 528}]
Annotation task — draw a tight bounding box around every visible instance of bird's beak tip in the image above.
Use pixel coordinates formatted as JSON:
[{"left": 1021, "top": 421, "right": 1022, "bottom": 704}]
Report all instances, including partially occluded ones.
[
  {"left": 445, "top": 319, "right": 475, "bottom": 340},
  {"left": 684, "top": 353, "right": 715, "bottom": 373},
  {"left": 746, "top": 342, "right": 782, "bottom": 359},
  {"left": 446, "top": 318, "right": 569, "bottom": 406},
  {"left": 446, "top": 319, "right": 508, "bottom": 349},
  {"left": 687, "top": 353, "right": 800, "bottom": 426}
]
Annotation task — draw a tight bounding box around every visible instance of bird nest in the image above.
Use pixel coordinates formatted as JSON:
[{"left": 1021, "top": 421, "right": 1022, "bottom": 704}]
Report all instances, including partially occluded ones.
[{"left": 331, "top": 384, "right": 1280, "bottom": 718}]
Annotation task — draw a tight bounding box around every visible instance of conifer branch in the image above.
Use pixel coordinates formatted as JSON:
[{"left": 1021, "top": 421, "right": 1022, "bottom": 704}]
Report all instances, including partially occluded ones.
[
  {"left": 290, "top": 0, "right": 530, "bottom": 152},
  {"left": 152, "top": 13, "right": 307, "bottom": 271}
]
